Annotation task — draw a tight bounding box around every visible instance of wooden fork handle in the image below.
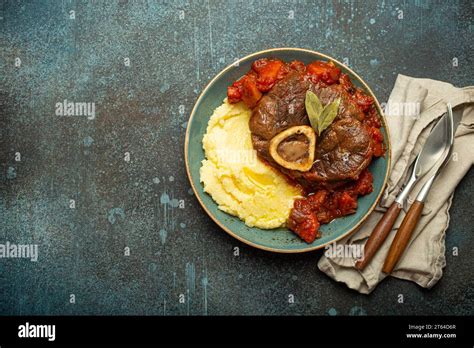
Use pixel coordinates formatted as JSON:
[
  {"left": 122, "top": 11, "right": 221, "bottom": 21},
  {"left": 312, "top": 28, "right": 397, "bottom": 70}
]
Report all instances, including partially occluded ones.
[
  {"left": 355, "top": 202, "right": 402, "bottom": 270},
  {"left": 382, "top": 200, "right": 424, "bottom": 274}
]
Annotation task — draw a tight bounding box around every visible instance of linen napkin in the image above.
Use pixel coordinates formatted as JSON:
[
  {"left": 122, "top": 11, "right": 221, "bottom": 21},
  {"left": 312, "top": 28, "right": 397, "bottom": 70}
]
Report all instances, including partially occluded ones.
[{"left": 318, "top": 74, "right": 474, "bottom": 294}]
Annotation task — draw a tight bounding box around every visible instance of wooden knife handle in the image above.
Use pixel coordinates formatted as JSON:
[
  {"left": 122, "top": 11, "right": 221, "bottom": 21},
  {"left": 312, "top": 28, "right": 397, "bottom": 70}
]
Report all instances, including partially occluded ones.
[
  {"left": 382, "top": 200, "right": 424, "bottom": 274},
  {"left": 355, "top": 202, "right": 402, "bottom": 270}
]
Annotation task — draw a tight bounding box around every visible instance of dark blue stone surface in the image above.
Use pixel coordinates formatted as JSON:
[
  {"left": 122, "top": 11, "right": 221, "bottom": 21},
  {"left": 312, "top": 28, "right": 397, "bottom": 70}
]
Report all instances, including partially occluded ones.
[{"left": 1, "top": 0, "right": 472, "bottom": 315}]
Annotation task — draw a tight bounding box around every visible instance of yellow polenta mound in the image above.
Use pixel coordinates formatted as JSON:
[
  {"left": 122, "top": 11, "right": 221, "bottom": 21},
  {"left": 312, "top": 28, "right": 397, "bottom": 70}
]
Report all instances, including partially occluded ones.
[{"left": 200, "top": 100, "right": 302, "bottom": 229}]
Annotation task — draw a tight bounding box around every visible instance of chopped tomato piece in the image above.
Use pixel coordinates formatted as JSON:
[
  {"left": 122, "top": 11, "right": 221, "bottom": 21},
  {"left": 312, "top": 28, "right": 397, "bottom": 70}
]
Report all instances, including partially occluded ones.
[
  {"left": 354, "top": 89, "right": 373, "bottom": 112},
  {"left": 338, "top": 191, "right": 358, "bottom": 214},
  {"left": 353, "top": 169, "right": 373, "bottom": 196},
  {"left": 339, "top": 73, "right": 355, "bottom": 94},
  {"left": 240, "top": 76, "right": 262, "bottom": 108},
  {"left": 307, "top": 60, "right": 341, "bottom": 85},
  {"left": 252, "top": 59, "right": 285, "bottom": 92},
  {"left": 307, "top": 61, "right": 326, "bottom": 75},
  {"left": 289, "top": 60, "right": 306, "bottom": 73},
  {"left": 288, "top": 202, "right": 321, "bottom": 243},
  {"left": 369, "top": 127, "right": 384, "bottom": 157},
  {"left": 227, "top": 85, "right": 242, "bottom": 104},
  {"left": 316, "top": 210, "right": 332, "bottom": 225},
  {"left": 307, "top": 190, "right": 328, "bottom": 211}
]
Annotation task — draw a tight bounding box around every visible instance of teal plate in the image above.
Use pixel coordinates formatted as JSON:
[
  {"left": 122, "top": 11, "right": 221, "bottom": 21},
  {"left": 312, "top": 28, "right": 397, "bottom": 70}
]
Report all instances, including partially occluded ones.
[{"left": 185, "top": 48, "right": 391, "bottom": 253}]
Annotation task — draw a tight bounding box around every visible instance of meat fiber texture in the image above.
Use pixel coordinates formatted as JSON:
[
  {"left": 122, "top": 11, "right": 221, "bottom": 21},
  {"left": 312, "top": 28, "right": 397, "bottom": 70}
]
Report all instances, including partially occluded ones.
[{"left": 249, "top": 71, "right": 373, "bottom": 191}]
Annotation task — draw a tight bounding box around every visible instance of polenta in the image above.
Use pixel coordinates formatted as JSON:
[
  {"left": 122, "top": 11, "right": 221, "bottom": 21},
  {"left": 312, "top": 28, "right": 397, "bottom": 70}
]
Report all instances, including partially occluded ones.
[{"left": 200, "top": 100, "right": 302, "bottom": 229}]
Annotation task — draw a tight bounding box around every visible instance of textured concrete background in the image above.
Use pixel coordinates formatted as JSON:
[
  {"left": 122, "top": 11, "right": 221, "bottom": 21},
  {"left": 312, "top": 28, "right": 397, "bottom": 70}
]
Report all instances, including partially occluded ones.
[{"left": 0, "top": 0, "right": 473, "bottom": 315}]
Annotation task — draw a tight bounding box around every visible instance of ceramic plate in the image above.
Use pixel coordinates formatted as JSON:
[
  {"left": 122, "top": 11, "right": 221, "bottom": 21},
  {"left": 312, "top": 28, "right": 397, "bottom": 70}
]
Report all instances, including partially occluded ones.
[{"left": 185, "top": 48, "right": 391, "bottom": 253}]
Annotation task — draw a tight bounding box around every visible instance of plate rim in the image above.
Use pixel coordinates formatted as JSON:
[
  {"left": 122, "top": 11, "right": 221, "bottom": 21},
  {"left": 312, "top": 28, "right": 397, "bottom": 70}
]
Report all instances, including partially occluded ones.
[{"left": 184, "top": 47, "right": 392, "bottom": 253}]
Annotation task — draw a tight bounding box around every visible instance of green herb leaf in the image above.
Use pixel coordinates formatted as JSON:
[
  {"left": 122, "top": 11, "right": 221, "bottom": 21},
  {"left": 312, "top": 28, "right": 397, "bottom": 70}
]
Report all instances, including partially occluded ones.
[
  {"left": 318, "top": 98, "right": 341, "bottom": 135},
  {"left": 305, "top": 90, "right": 323, "bottom": 131}
]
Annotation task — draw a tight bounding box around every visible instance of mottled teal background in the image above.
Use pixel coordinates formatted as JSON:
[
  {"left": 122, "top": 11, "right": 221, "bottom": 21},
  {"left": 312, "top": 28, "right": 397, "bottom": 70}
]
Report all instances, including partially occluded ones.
[{"left": 1, "top": 0, "right": 473, "bottom": 315}]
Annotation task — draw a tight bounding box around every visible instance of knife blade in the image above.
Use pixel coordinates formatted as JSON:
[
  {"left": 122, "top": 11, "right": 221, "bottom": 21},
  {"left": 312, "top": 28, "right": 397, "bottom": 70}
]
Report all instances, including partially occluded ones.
[{"left": 409, "top": 113, "right": 450, "bottom": 180}]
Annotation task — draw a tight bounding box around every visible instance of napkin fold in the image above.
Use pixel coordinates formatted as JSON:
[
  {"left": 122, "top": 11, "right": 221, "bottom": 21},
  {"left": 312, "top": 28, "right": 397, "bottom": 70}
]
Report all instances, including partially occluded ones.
[{"left": 318, "top": 74, "right": 474, "bottom": 294}]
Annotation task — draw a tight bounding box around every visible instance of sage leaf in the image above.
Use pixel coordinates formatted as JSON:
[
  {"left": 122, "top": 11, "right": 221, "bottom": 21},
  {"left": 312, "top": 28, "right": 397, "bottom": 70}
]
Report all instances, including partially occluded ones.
[
  {"left": 305, "top": 90, "right": 323, "bottom": 131},
  {"left": 318, "top": 98, "right": 341, "bottom": 135}
]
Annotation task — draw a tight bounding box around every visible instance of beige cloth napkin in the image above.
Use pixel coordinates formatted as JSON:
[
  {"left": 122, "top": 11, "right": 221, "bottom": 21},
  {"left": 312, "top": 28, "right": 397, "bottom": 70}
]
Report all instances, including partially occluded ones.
[{"left": 318, "top": 74, "right": 474, "bottom": 294}]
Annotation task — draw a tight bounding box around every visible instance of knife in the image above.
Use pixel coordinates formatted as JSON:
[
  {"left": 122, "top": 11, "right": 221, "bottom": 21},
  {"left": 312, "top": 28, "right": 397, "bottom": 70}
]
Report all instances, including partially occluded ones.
[{"left": 355, "top": 107, "right": 453, "bottom": 271}]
